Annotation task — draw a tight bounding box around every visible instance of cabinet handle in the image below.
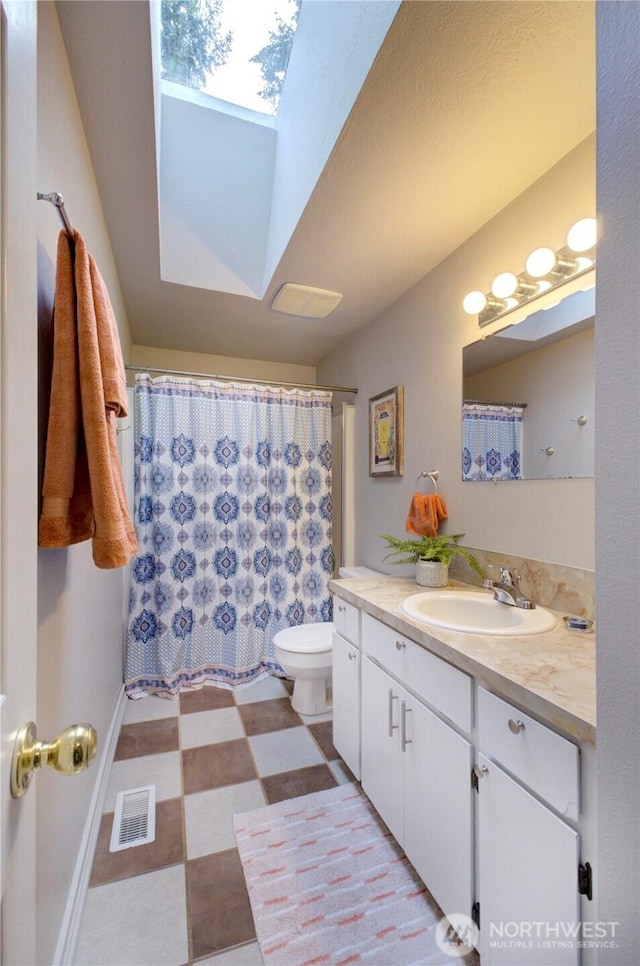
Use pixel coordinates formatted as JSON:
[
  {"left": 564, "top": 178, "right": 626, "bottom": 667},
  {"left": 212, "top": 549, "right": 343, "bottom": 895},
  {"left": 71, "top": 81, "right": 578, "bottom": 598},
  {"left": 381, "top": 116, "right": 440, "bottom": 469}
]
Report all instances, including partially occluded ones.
[
  {"left": 395, "top": 640, "right": 406, "bottom": 650},
  {"left": 401, "top": 701, "right": 412, "bottom": 752},
  {"left": 347, "top": 651, "right": 357, "bottom": 661},
  {"left": 473, "top": 764, "right": 488, "bottom": 781},
  {"left": 337, "top": 604, "right": 346, "bottom": 613},
  {"left": 388, "top": 689, "right": 399, "bottom": 737},
  {"left": 508, "top": 718, "right": 525, "bottom": 734}
]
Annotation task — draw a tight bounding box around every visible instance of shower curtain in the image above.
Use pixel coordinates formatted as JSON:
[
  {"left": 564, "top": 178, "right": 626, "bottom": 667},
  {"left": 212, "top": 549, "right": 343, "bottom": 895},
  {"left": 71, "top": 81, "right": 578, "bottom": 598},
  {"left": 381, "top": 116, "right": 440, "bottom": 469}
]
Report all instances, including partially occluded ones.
[
  {"left": 462, "top": 403, "right": 523, "bottom": 481},
  {"left": 125, "top": 374, "right": 333, "bottom": 697}
]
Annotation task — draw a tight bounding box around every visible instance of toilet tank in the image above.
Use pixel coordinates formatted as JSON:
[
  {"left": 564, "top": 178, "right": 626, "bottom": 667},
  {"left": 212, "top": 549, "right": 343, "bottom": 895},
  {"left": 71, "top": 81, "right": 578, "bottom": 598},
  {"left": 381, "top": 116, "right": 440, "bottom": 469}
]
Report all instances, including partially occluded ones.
[{"left": 338, "top": 566, "right": 380, "bottom": 578}]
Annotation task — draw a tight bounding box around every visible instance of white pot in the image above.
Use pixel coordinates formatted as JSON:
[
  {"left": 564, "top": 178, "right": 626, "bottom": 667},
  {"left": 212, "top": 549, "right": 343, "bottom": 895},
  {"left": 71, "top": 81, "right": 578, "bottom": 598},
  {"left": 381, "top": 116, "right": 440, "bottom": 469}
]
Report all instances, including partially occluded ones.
[{"left": 416, "top": 559, "right": 449, "bottom": 588}]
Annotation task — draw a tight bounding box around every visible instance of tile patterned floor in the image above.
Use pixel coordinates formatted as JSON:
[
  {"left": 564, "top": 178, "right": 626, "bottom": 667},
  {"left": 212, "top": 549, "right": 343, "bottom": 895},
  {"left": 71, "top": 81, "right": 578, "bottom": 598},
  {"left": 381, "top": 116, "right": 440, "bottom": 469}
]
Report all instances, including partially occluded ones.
[{"left": 75, "top": 676, "right": 354, "bottom": 966}]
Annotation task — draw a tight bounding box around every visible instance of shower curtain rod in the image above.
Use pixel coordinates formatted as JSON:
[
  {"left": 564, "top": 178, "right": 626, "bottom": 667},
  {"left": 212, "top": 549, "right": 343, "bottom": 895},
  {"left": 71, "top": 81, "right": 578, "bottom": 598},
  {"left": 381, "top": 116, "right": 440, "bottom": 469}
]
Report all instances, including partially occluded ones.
[
  {"left": 464, "top": 397, "right": 528, "bottom": 409},
  {"left": 125, "top": 364, "right": 358, "bottom": 395},
  {"left": 37, "top": 191, "right": 73, "bottom": 238}
]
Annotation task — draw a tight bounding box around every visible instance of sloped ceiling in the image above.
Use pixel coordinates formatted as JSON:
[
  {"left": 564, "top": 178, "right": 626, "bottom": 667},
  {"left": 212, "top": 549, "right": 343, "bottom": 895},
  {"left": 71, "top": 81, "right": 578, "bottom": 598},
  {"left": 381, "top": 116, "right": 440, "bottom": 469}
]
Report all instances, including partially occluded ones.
[
  {"left": 56, "top": 0, "right": 595, "bottom": 367},
  {"left": 157, "top": 2, "right": 400, "bottom": 300}
]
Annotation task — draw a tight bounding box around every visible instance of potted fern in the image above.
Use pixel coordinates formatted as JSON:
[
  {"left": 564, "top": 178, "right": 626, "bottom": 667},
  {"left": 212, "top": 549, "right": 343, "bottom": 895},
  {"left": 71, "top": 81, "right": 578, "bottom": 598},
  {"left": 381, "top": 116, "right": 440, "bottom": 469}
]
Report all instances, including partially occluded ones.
[{"left": 380, "top": 533, "right": 485, "bottom": 588}]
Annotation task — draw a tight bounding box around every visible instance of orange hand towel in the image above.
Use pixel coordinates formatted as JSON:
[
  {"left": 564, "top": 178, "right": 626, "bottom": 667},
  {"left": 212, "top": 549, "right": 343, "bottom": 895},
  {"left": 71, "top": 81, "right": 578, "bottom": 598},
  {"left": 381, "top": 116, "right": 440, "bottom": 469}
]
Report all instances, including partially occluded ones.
[
  {"left": 405, "top": 492, "right": 448, "bottom": 538},
  {"left": 39, "top": 230, "right": 138, "bottom": 568}
]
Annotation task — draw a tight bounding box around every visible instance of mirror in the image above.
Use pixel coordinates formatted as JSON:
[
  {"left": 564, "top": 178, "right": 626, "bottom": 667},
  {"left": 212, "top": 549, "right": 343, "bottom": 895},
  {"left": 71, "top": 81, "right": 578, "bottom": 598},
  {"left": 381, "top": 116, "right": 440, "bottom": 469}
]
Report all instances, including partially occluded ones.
[{"left": 462, "top": 286, "right": 595, "bottom": 480}]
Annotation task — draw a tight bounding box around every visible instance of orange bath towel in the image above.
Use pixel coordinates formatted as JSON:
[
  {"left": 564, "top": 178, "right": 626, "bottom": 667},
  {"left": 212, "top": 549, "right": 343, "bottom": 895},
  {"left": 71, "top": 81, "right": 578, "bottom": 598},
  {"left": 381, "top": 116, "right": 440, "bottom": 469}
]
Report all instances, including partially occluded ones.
[
  {"left": 405, "top": 492, "right": 449, "bottom": 538},
  {"left": 38, "top": 230, "right": 138, "bottom": 568}
]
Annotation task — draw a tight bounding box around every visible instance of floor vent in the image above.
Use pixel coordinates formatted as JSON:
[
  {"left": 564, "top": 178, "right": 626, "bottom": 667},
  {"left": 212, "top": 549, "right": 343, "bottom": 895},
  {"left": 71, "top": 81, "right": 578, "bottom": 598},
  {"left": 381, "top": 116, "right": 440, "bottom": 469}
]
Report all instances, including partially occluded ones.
[{"left": 110, "top": 785, "right": 156, "bottom": 852}]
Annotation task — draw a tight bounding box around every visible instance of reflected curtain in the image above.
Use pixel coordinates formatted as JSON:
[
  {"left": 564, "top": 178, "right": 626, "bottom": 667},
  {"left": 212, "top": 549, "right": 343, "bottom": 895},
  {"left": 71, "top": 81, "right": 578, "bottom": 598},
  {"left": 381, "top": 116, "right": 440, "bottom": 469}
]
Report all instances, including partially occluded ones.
[
  {"left": 125, "top": 374, "right": 333, "bottom": 697},
  {"left": 462, "top": 403, "right": 523, "bottom": 481}
]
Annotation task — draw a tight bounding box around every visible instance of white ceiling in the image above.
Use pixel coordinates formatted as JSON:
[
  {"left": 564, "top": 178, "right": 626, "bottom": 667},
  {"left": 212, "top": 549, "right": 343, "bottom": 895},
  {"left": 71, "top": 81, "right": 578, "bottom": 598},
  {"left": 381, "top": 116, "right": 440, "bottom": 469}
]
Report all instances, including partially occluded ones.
[{"left": 56, "top": 0, "right": 595, "bottom": 368}]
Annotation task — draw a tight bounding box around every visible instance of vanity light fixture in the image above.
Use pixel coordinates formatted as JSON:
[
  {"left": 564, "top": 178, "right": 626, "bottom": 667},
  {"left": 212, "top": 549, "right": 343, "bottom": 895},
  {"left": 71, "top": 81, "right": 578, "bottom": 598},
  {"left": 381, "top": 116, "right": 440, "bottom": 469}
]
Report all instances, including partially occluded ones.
[
  {"left": 464, "top": 217, "right": 596, "bottom": 327},
  {"left": 567, "top": 218, "right": 597, "bottom": 253},
  {"left": 462, "top": 290, "right": 505, "bottom": 315},
  {"left": 525, "top": 247, "right": 560, "bottom": 278},
  {"left": 491, "top": 271, "right": 538, "bottom": 301}
]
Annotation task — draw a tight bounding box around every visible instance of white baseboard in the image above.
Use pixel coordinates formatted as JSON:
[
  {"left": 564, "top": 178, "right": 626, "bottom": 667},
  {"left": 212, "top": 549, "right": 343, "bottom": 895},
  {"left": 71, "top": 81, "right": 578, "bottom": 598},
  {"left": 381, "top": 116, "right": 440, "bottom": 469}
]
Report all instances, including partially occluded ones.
[{"left": 53, "top": 685, "right": 126, "bottom": 966}]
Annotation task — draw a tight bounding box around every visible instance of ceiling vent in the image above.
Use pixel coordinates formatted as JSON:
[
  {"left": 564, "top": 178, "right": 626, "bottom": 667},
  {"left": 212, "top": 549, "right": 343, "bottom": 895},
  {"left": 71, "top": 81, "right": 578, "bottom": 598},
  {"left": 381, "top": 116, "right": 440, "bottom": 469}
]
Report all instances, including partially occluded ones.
[{"left": 271, "top": 283, "right": 343, "bottom": 319}]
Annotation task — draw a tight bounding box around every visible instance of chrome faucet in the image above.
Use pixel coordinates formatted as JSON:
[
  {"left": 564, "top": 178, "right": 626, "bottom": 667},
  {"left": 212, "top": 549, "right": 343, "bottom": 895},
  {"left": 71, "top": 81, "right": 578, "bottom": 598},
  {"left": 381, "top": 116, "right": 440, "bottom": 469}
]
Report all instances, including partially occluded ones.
[{"left": 483, "top": 566, "right": 536, "bottom": 609}]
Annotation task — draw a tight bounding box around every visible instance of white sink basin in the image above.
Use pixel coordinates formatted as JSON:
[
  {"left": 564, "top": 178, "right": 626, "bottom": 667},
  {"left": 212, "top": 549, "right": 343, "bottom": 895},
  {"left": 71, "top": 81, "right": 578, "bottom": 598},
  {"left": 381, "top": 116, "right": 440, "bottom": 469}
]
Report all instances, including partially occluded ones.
[{"left": 401, "top": 590, "right": 556, "bottom": 636}]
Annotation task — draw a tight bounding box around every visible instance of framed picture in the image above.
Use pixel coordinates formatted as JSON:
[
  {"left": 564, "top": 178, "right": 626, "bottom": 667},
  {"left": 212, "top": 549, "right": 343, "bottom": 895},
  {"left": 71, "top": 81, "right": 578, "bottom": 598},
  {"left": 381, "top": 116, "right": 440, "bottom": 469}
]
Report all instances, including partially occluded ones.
[{"left": 369, "top": 385, "right": 404, "bottom": 477}]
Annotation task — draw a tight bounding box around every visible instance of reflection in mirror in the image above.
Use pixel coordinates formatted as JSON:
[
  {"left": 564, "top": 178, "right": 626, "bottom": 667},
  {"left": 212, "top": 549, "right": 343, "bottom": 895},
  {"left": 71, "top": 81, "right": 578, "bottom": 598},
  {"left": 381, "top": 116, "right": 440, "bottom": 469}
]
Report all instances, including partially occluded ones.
[{"left": 462, "top": 286, "right": 595, "bottom": 481}]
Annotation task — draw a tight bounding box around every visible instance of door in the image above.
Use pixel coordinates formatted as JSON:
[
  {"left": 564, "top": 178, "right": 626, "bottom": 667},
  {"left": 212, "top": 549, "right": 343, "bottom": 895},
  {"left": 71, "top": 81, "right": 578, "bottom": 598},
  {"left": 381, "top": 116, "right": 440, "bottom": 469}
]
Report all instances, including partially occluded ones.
[
  {"left": 331, "top": 630, "right": 360, "bottom": 779},
  {"left": 476, "top": 754, "right": 580, "bottom": 966},
  {"left": 404, "top": 695, "right": 474, "bottom": 920},
  {"left": 360, "top": 658, "right": 404, "bottom": 843},
  {"left": 0, "top": 2, "right": 39, "bottom": 962}
]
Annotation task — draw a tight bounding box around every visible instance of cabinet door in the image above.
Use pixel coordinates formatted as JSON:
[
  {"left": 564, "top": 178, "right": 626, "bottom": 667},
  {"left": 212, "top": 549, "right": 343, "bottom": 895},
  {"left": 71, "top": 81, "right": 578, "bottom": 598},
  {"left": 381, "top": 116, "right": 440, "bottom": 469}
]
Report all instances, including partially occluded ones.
[
  {"left": 404, "top": 696, "right": 474, "bottom": 920},
  {"left": 361, "top": 658, "right": 404, "bottom": 844},
  {"left": 332, "top": 631, "right": 361, "bottom": 779},
  {"left": 477, "top": 754, "right": 580, "bottom": 966}
]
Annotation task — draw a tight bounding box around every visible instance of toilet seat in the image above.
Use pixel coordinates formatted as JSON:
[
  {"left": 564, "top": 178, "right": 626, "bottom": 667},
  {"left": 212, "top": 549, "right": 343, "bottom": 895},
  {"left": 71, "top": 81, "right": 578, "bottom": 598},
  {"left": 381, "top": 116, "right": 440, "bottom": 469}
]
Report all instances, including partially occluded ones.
[
  {"left": 273, "top": 623, "right": 334, "bottom": 716},
  {"left": 274, "top": 623, "right": 333, "bottom": 654}
]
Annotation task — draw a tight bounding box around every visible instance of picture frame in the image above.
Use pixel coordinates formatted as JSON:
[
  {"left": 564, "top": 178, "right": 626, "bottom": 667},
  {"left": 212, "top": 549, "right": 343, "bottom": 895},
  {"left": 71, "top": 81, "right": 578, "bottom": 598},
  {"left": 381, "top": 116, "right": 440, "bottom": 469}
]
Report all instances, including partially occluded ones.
[{"left": 369, "top": 385, "right": 404, "bottom": 477}]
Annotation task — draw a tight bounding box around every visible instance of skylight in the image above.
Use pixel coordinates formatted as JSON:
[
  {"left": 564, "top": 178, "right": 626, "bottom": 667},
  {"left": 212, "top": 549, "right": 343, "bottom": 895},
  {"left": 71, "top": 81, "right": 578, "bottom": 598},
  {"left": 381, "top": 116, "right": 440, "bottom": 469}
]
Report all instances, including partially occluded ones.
[
  {"left": 161, "top": 0, "right": 301, "bottom": 116},
  {"left": 155, "top": 0, "right": 401, "bottom": 299}
]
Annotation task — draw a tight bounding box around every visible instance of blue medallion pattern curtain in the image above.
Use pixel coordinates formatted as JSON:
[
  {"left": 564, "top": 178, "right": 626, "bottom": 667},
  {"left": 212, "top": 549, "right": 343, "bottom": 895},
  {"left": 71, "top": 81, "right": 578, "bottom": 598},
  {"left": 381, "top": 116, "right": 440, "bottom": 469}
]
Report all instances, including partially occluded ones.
[
  {"left": 462, "top": 403, "right": 523, "bottom": 481},
  {"left": 125, "top": 375, "right": 333, "bottom": 697}
]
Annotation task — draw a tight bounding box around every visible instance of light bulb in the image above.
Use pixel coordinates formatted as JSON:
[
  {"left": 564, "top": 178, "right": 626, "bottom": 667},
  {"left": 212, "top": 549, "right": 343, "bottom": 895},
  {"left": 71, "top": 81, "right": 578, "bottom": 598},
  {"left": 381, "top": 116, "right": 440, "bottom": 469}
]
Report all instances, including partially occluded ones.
[
  {"left": 491, "top": 272, "right": 518, "bottom": 298},
  {"left": 463, "top": 291, "right": 487, "bottom": 315},
  {"left": 567, "top": 218, "right": 596, "bottom": 253},
  {"left": 526, "top": 247, "right": 556, "bottom": 278}
]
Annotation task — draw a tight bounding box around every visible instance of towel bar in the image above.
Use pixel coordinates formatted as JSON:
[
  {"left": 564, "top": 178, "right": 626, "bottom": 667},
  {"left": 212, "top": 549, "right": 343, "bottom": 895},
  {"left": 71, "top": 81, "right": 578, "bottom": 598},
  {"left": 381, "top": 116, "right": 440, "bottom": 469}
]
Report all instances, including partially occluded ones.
[{"left": 414, "top": 469, "right": 438, "bottom": 492}]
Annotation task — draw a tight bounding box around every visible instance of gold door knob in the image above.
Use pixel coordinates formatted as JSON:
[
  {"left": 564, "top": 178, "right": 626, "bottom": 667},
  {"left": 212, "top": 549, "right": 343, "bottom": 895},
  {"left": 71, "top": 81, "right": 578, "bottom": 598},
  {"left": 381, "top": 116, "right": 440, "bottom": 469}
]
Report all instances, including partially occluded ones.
[{"left": 11, "top": 721, "right": 97, "bottom": 798}]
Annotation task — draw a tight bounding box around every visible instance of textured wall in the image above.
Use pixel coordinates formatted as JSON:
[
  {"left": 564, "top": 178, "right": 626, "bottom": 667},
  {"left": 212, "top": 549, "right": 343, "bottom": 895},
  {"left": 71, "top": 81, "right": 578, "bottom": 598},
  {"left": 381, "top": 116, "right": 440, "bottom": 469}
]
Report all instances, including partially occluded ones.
[
  {"left": 318, "top": 135, "right": 596, "bottom": 572},
  {"left": 595, "top": 2, "right": 640, "bottom": 960},
  {"left": 130, "top": 344, "right": 317, "bottom": 388}
]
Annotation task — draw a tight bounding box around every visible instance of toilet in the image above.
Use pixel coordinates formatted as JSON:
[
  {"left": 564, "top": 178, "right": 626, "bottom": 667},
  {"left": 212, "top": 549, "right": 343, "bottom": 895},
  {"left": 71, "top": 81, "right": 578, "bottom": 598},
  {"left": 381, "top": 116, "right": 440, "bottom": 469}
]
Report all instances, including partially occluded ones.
[
  {"left": 338, "top": 566, "right": 382, "bottom": 580},
  {"left": 273, "top": 622, "right": 334, "bottom": 716},
  {"left": 273, "top": 566, "right": 380, "bottom": 716}
]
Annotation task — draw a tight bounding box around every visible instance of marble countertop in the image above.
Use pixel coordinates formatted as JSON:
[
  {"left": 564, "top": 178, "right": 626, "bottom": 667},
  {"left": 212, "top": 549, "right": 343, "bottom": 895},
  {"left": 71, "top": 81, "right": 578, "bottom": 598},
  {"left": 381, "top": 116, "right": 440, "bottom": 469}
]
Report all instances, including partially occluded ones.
[{"left": 328, "top": 575, "right": 596, "bottom": 746}]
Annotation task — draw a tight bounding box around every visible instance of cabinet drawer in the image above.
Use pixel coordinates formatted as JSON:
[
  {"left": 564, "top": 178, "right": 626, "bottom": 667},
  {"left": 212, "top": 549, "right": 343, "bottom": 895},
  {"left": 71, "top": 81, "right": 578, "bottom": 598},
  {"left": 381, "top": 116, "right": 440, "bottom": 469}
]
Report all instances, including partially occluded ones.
[
  {"left": 333, "top": 597, "right": 360, "bottom": 646},
  {"left": 478, "top": 688, "right": 579, "bottom": 820},
  {"left": 363, "top": 613, "right": 407, "bottom": 677},
  {"left": 363, "top": 614, "right": 472, "bottom": 732}
]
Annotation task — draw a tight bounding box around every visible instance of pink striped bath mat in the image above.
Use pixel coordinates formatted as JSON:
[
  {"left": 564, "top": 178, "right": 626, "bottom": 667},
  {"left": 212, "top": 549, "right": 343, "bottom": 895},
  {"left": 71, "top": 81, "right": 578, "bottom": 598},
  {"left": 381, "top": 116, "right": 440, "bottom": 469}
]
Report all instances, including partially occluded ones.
[{"left": 233, "top": 782, "right": 478, "bottom": 965}]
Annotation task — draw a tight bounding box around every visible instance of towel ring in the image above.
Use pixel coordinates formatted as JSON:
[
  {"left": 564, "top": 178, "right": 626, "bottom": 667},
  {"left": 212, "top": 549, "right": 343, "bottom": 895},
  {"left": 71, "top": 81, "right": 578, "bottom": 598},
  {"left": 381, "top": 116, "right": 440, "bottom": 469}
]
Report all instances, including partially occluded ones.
[{"left": 414, "top": 470, "right": 438, "bottom": 493}]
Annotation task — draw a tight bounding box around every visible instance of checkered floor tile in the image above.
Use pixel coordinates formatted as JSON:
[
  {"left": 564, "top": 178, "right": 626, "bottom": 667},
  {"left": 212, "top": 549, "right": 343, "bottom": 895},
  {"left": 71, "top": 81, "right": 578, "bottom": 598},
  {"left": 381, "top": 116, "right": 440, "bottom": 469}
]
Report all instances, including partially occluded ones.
[{"left": 75, "top": 676, "right": 352, "bottom": 965}]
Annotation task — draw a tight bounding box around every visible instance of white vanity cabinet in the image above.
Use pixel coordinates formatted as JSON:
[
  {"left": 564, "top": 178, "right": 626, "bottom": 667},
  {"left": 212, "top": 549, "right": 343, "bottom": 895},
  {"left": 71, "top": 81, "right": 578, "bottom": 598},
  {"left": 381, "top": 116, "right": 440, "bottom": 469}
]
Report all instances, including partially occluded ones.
[
  {"left": 360, "top": 614, "right": 474, "bottom": 920},
  {"left": 475, "top": 688, "right": 581, "bottom": 966},
  {"left": 332, "top": 598, "right": 361, "bottom": 779},
  {"left": 330, "top": 588, "right": 594, "bottom": 964}
]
